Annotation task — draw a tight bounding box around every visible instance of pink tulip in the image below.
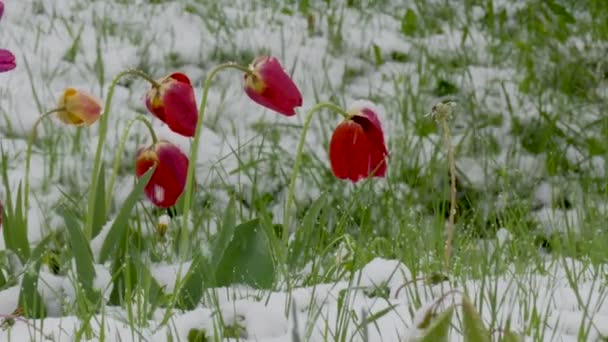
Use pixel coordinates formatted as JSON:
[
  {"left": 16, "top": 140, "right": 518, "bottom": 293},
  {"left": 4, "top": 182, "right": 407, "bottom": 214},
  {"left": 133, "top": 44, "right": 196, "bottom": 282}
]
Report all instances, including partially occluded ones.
[
  {"left": 244, "top": 56, "right": 302, "bottom": 116},
  {"left": 145, "top": 72, "right": 198, "bottom": 137}
]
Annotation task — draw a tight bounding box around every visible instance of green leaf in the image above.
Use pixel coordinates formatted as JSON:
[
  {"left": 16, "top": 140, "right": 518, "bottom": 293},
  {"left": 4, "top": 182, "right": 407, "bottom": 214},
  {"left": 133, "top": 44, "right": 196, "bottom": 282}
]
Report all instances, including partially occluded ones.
[
  {"left": 177, "top": 253, "right": 212, "bottom": 310},
  {"left": 63, "top": 24, "right": 83, "bottom": 63},
  {"left": 420, "top": 306, "right": 454, "bottom": 342},
  {"left": 288, "top": 194, "right": 326, "bottom": 268},
  {"left": 372, "top": 44, "right": 383, "bottom": 66},
  {"left": 91, "top": 163, "right": 107, "bottom": 239},
  {"left": 1, "top": 181, "right": 31, "bottom": 263},
  {"left": 18, "top": 235, "right": 52, "bottom": 318},
  {"left": 60, "top": 206, "right": 99, "bottom": 303},
  {"left": 462, "top": 296, "right": 491, "bottom": 342},
  {"left": 215, "top": 218, "right": 275, "bottom": 289},
  {"left": 545, "top": 0, "right": 575, "bottom": 24},
  {"left": 501, "top": 330, "right": 524, "bottom": 342},
  {"left": 98, "top": 166, "right": 155, "bottom": 263},
  {"left": 210, "top": 197, "right": 236, "bottom": 269},
  {"left": 353, "top": 304, "right": 398, "bottom": 337},
  {"left": 401, "top": 9, "right": 418, "bottom": 37}
]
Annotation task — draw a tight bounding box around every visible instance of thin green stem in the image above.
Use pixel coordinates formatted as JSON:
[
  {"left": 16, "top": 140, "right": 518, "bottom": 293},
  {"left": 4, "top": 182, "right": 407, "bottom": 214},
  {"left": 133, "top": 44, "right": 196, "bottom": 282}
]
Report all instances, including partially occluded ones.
[
  {"left": 441, "top": 119, "right": 457, "bottom": 272},
  {"left": 106, "top": 115, "right": 158, "bottom": 210},
  {"left": 179, "top": 62, "right": 251, "bottom": 253},
  {"left": 84, "top": 69, "right": 159, "bottom": 241},
  {"left": 282, "top": 102, "right": 348, "bottom": 248},
  {"left": 24, "top": 108, "right": 65, "bottom": 222},
  {"left": 160, "top": 62, "right": 250, "bottom": 326}
]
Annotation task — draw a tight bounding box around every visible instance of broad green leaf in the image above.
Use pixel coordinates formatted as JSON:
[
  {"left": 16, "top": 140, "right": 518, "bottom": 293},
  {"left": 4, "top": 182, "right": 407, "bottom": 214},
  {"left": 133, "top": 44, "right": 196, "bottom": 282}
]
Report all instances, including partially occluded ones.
[
  {"left": 18, "top": 235, "right": 52, "bottom": 318},
  {"left": 420, "top": 306, "right": 454, "bottom": 342},
  {"left": 99, "top": 166, "right": 155, "bottom": 263},
  {"left": 215, "top": 218, "right": 275, "bottom": 289},
  {"left": 462, "top": 296, "right": 491, "bottom": 342},
  {"left": 177, "top": 252, "right": 211, "bottom": 310},
  {"left": 61, "top": 206, "right": 99, "bottom": 303},
  {"left": 401, "top": 9, "right": 418, "bottom": 37},
  {"left": 210, "top": 197, "right": 236, "bottom": 269},
  {"left": 91, "top": 163, "right": 107, "bottom": 239}
]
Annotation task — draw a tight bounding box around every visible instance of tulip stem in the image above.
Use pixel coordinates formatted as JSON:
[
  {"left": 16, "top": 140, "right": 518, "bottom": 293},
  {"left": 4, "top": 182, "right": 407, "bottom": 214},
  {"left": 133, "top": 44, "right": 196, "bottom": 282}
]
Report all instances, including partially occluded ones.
[
  {"left": 106, "top": 115, "right": 157, "bottom": 210},
  {"left": 85, "top": 69, "right": 159, "bottom": 241},
  {"left": 24, "top": 108, "right": 65, "bottom": 224},
  {"left": 442, "top": 118, "right": 457, "bottom": 272},
  {"left": 179, "top": 62, "right": 251, "bottom": 253},
  {"left": 160, "top": 62, "right": 251, "bottom": 324},
  {"left": 282, "top": 102, "right": 348, "bottom": 248}
]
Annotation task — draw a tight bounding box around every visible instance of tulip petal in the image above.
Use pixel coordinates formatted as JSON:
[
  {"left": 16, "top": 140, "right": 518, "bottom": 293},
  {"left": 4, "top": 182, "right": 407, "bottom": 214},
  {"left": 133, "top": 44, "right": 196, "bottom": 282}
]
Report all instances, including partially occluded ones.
[
  {"left": 136, "top": 141, "right": 189, "bottom": 208},
  {"left": 0, "top": 49, "right": 16, "bottom": 73},
  {"left": 329, "top": 106, "right": 388, "bottom": 183},
  {"left": 352, "top": 114, "right": 388, "bottom": 177},
  {"left": 0, "top": 1, "right": 4, "bottom": 20},
  {"left": 244, "top": 56, "right": 302, "bottom": 116},
  {"left": 145, "top": 73, "right": 198, "bottom": 137},
  {"left": 57, "top": 88, "right": 102, "bottom": 126},
  {"left": 330, "top": 120, "right": 371, "bottom": 182},
  {"left": 163, "top": 80, "right": 198, "bottom": 137}
]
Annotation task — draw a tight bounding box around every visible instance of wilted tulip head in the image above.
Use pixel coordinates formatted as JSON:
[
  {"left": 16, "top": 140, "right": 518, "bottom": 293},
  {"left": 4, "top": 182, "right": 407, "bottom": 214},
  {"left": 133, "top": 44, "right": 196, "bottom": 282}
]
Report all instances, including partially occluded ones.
[
  {"left": 0, "top": 49, "right": 15, "bottom": 73},
  {"left": 56, "top": 88, "right": 102, "bottom": 126},
  {"left": 135, "top": 140, "right": 189, "bottom": 208},
  {"left": 0, "top": 1, "right": 16, "bottom": 73},
  {"left": 329, "top": 101, "right": 388, "bottom": 183},
  {"left": 243, "top": 56, "right": 302, "bottom": 116},
  {"left": 145, "top": 72, "right": 198, "bottom": 137}
]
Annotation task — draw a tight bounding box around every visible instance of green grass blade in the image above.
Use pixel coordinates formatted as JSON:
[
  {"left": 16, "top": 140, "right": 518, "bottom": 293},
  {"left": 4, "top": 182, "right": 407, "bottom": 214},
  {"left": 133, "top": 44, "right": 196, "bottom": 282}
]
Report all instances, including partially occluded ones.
[{"left": 2, "top": 182, "right": 31, "bottom": 262}]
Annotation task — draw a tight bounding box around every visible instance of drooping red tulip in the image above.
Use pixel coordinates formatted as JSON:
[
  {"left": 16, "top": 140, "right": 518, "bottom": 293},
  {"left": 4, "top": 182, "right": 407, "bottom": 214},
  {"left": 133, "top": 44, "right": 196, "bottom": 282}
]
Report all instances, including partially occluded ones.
[
  {"left": 145, "top": 72, "right": 198, "bottom": 137},
  {"left": 0, "top": 1, "right": 16, "bottom": 73},
  {"left": 56, "top": 88, "right": 102, "bottom": 126},
  {"left": 0, "top": 49, "right": 13, "bottom": 72},
  {"left": 135, "top": 140, "right": 189, "bottom": 208},
  {"left": 329, "top": 103, "right": 388, "bottom": 182},
  {"left": 243, "top": 56, "right": 302, "bottom": 116}
]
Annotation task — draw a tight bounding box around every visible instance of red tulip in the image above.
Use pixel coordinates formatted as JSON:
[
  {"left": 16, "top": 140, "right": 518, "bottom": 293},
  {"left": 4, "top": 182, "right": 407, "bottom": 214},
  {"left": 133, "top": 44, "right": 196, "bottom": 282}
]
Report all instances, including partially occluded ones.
[
  {"left": 0, "top": 2, "right": 15, "bottom": 73},
  {"left": 145, "top": 72, "right": 198, "bottom": 137},
  {"left": 135, "top": 140, "right": 189, "bottom": 208},
  {"left": 243, "top": 56, "right": 302, "bottom": 116},
  {"left": 0, "top": 49, "right": 13, "bottom": 72},
  {"left": 329, "top": 103, "right": 388, "bottom": 182}
]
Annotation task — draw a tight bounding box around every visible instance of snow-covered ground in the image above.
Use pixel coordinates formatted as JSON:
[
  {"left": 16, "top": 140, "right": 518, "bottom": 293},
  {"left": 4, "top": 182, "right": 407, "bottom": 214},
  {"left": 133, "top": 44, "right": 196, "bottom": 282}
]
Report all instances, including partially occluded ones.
[{"left": 1, "top": 0, "right": 607, "bottom": 341}]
